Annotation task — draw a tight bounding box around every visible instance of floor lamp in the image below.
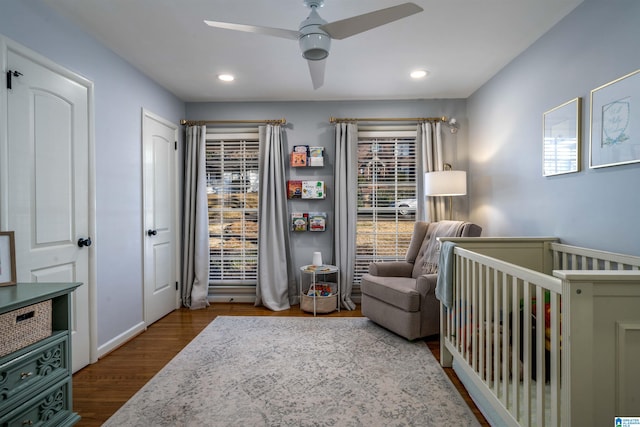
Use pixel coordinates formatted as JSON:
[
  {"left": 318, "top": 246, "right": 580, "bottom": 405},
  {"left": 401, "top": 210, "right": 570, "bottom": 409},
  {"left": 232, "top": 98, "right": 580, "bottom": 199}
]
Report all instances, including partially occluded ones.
[{"left": 424, "top": 164, "right": 467, "bottom": 220}]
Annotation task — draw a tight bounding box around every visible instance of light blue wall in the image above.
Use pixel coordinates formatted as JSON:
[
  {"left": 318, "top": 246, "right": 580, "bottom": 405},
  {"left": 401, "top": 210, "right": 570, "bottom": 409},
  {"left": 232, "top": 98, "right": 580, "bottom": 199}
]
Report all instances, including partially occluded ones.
[
  {"left": 467, "top": 0, "right": 640, "bottom": 256},
  {"left": 0, "top": 0, "right": 186, "bottom": 348},
  {"left": 187, "top": 100, "right": 467, "bottom": 269}
]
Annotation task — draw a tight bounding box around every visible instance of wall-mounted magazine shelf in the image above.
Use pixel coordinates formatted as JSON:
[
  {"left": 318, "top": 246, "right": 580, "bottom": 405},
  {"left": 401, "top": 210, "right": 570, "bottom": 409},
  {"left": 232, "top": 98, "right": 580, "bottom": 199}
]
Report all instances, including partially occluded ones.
[
  {"left": 287, "top": 180, "right": 326, "bottom": 199},
  {"left": 290, "top": 145, "right": 324, "bottom": 167},
  {"left": 291, "top": 212, "right": 327, "bottom": 232}
]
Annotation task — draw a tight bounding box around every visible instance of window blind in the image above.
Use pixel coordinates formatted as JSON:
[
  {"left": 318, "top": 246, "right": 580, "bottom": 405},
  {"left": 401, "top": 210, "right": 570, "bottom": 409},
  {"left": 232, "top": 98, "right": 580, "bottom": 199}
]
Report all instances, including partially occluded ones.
[
  {"left": 354, "top": 129, "right": 417, "bottom": 284},
  {"left": 206, "top": 129, "right": 259, "bottom": 285}
]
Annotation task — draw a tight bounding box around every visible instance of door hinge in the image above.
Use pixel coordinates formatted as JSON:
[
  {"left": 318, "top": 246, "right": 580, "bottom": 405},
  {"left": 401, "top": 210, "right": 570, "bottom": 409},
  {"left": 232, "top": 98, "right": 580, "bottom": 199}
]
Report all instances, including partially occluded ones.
[
  {"left": 175, "top": 281, "right": 179, "bottom": 290},
  {"left": 6, "top": 70, "right": 23, "bottom": 90}
]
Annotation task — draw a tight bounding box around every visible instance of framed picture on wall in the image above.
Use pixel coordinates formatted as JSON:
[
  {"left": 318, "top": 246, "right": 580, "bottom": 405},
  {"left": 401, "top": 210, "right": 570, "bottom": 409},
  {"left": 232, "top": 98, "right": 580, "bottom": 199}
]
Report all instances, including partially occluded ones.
[
  {"left": 590, "top": 69, "right": 640, "bottom": 168},
  {"left": 543, "top": 97, "right": 581, "bottom": 176},
  {"left": 0, "top": 231, "right": 17, "bottom": 287}
]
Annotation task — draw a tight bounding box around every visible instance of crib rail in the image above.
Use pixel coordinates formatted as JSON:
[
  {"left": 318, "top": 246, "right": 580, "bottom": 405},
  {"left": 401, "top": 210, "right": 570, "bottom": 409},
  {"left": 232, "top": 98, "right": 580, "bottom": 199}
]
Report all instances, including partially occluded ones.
[
  {"left": 443, "top": 246, "right": 562, "bottom": 426},
  {"left": 551, "top": 243, "right": 640, "bottom": 271}
]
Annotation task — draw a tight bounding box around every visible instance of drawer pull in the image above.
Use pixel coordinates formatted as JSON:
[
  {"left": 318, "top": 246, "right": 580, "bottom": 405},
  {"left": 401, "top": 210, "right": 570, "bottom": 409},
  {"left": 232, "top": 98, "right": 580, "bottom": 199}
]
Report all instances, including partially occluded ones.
[
  {"left": 20, "top": 371, "right": 33, "bottom": 380},
  {"left": 22, "top": 421, "right": 33, "bottom": 426}
]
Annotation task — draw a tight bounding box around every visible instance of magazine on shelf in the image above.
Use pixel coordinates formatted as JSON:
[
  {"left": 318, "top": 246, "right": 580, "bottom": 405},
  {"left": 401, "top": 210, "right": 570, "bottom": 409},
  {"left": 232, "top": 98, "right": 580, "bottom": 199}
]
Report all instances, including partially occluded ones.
[
  {"left": 308, "top": 146, "right": 324, "bottom": 167},
  {"left": 308, "top": 212, "right": 327, "bottom": 232},
  {"left": 290, "top": 151, "right": 307, "bottom": 167},
  {"left": 287, "top": 180, "right": 302, "bottom": 199},
  {"left": 301, "top": 180, "right": 325, "bottom": 199},
  {"left": 293, "top": 144, "right": 309, "bottom": 154},
  {"left": 291, "top": 212, "right": 308, "bottom": 231}
]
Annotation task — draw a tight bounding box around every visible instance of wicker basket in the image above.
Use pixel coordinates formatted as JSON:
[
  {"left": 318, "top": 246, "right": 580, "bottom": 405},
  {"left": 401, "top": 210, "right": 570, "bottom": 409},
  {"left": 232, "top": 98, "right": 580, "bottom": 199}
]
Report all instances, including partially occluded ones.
[
  {"left": 301, "top": 281, "right": 338, "bottom": 314},
  {"left": 0, "top": 299, "right": 52, "bottom": 357},
  {"left": 301, "top": 293, "right": 338, "bottom": 314}
]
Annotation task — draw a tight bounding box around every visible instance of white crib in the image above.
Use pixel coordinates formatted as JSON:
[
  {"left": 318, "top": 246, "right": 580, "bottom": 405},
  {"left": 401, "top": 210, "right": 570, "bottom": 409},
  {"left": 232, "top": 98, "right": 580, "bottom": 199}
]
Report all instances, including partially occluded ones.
[{"left": 438, "top": 237, "right": 640, "bottom": 427}]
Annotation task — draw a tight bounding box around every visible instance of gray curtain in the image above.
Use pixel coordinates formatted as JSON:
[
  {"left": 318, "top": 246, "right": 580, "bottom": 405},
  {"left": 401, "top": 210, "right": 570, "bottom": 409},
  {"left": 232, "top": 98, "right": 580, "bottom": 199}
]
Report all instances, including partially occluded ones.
[
  {"left": 255, "top": 124, "right": 297, "bottom": 310},
  {"left": 182, "top": 125, "right": 210, "bottom": 309},
  {"left": 333, "top": 122, "right": 358, "bottom": 310},
  {"left": 416, "top": 121, "right": 446, "bottom": 222}
]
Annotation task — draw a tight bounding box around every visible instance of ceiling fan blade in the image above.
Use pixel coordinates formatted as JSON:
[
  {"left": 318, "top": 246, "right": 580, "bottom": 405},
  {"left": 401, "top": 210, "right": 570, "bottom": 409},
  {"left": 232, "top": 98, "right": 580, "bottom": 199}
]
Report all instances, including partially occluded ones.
[
  {"left": 204, "top": 20, "right": 300, "bottom": 40},
  {"left": 307, "top": 59, "right": 326, "bottom": 90},
  {"left": 319, "top": 2, "right": 423, "bottom": 40}
]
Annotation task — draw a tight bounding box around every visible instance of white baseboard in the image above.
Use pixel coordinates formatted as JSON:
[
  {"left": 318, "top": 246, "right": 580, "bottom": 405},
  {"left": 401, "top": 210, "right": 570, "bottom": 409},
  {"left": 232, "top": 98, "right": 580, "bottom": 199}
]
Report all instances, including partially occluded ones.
[
  {"left": 208, "top": 285, "right": 362, "bottom": 306},
  {"left": 97, "top": 321, "right": 146, "bottom": 359},
  {"left": 208, "top": 295, "right": 256, "bottom": 303}
]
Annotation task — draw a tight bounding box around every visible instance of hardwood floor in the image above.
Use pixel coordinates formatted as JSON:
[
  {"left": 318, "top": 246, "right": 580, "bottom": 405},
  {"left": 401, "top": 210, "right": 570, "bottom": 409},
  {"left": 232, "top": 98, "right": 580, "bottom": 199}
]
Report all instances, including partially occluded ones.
[{"left": 72, "top": 303, "right": 488, "bottom": 426}]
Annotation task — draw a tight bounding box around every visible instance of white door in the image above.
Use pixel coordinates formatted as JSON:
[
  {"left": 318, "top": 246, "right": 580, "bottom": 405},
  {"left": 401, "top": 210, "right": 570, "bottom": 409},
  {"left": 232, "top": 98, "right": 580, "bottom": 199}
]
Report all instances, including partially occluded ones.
[
  {"left": 142, "top": 110, "right": 179, "bottom": 325},
  {"left": 4, "top": 47, "right": 93, "bottom": 372}
]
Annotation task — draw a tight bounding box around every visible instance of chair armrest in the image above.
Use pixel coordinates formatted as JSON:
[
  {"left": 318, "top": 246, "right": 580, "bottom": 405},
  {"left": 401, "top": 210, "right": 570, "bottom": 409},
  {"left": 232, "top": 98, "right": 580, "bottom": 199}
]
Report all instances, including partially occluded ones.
[
  {"left": 368, "top": 261, "right": 413, "bottom": 277},
  {"left": 416, "top": 274, "right": 438, "bottom": 296}
]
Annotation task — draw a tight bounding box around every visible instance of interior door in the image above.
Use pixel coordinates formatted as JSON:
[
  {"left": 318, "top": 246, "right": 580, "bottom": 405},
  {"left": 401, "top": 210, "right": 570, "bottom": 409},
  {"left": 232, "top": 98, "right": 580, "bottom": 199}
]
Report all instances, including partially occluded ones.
[
  {"left": 142, "top": 110, "right": 179, "bottom": 325},
  {"left": 4, "top": 47, "right": 93, "bottom": 372}
]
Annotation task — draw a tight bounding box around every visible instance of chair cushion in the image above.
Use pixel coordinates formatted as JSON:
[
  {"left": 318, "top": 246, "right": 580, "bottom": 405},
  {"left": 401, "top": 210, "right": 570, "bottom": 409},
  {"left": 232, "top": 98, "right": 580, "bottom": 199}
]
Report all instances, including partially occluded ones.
[
  {"left": 405, "top": 221, "right": 429, "bottom": 264},
  {"left": 412, "top": 220, "right": 466, "bottom": 278},
  {"left": 360, "top": 274, "right": 419, "bottom": 312}
]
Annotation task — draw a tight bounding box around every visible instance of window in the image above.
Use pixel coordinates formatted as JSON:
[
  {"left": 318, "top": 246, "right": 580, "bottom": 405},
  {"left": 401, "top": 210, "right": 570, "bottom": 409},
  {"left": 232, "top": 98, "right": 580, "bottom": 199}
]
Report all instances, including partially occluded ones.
[
  {"left": 354, "top": 129, "right": 418, "bottom": 284},
  {"left": 206, "top": 128, "right": 259, "bottom": 286}
]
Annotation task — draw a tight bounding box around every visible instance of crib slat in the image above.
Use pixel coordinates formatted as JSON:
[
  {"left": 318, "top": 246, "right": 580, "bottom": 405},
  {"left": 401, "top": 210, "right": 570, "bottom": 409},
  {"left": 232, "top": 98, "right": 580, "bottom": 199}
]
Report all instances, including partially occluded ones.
[
  {"left": 455, "top": 254, "right": 462, "bottom": 353},
  {"left": 478, "top": 264, "right": 485, "bottom": 381},
  {"left": 520, "top": 280, "right": 529, "bottom": 426},
  {"left": 536, "top": 285, "right": 546, "bottom": 427},
  {"left": 465, "top": 257, "right": 471, "bottom": 363},
  {"left": 509, "top": 275, "right": 519, "bottom": 419},
  {"left": 491, "top": 268, "right": 499, "bottom": 394},
  {"left": 550, "top": 291, "right": 561, "bottom": 427},
  {"left": 500, "top": 272, "right": 508, "bottom": 406},
  {"left": 471, "top": 260, "right": 478, "bottom": 373}
]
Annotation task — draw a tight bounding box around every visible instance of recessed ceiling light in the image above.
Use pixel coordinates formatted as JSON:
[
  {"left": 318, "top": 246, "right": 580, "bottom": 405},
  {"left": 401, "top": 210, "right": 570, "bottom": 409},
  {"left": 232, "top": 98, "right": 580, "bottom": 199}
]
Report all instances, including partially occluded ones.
[
  {"left": 410, "top": 69, "right": 429, "bottom": 79},
  {"left": 218, "top": 74, "right": 235, "bottom": 82}
]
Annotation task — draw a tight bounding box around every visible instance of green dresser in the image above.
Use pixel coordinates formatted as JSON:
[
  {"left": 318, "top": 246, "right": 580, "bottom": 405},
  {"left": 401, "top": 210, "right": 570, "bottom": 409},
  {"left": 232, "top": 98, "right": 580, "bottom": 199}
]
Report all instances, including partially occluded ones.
[{"left": 0, "top": 283, "right": 81, "bottom": 426}]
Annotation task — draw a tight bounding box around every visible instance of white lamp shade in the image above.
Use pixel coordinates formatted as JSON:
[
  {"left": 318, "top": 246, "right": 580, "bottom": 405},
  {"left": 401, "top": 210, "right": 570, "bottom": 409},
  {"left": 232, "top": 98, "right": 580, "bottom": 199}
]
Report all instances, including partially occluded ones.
[{"left": 424, "top": 171, "right": 467, "bottom": 196}]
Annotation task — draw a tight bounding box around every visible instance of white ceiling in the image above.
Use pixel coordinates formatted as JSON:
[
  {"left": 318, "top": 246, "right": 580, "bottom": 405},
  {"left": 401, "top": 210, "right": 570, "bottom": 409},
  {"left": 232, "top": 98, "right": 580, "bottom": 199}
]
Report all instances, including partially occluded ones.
[{"left": 43, "top": 0, "right": 583, "bottom": 102}]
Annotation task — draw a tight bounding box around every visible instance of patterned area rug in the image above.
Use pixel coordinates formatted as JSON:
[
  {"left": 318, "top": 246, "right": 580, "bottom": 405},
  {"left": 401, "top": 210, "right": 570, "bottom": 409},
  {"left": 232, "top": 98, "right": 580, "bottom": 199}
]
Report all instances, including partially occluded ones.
[{"left": 104, "top": 316, "right": 480, "bottom": 426}]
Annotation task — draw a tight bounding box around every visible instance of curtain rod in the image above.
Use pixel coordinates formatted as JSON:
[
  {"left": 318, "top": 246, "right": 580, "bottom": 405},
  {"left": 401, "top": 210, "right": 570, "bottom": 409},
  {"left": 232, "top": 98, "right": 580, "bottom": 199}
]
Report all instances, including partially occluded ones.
[
  {"left": 180, "top": 118, "right": 286, "bottom": 126},
  {"left": 329, "top": 116, "right": 447, "bottom": 124}
]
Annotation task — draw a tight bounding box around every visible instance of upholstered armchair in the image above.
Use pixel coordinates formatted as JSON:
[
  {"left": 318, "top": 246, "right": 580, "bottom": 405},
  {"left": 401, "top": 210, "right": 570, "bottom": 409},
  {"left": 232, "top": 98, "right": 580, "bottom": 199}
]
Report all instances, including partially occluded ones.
[{"left": 360, "top": 220, "right": 482, "bottom": 340}]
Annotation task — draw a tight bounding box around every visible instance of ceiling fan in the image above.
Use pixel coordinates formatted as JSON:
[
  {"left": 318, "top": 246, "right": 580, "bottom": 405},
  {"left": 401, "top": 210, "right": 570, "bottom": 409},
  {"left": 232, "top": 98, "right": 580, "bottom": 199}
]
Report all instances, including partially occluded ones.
[{"left": 204, "top": 1, "right": 423, "bottom": 89}]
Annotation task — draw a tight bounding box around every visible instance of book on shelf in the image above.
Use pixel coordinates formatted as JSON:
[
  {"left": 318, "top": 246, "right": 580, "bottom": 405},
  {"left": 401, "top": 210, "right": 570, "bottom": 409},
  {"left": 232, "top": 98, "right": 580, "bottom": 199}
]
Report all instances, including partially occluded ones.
[
  {"left": 293, "top": 144, "right": 309, "bottom": 154},
  {"left": 291, "top": 212, "right": 308, "bottom": 231},
  {"left": 290, "top": 151, "right": 307, "bottom": 167},
  {"left": 308, "top": 212, "right": 327, "bottom": 232},
  {"left": 301, "top": 180, "right": 325, "bottom": 199},
  {"left": 287, "top": 180, "right": 302, "bottom": 199},
  {"left": 308, "top": 146, "right": 324, "bottom": 167}
]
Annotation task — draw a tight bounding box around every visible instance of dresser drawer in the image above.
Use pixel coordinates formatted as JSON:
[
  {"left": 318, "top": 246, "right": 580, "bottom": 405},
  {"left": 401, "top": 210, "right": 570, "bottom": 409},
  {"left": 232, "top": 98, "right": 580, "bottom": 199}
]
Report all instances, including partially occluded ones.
[
  {"left": 0, "top": 332, "right": 68, "bottom": 414},
  {"left": 0, "top": 377, "right": 78, "bottom": 427}
]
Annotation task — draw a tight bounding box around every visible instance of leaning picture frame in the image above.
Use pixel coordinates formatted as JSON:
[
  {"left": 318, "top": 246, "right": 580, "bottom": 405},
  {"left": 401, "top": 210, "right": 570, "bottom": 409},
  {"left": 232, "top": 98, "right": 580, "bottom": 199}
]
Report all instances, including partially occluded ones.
[
  {"left": 543, "top": 97, "right": 581, "bottom": 176},
  {"left": 0, "top": 231, "right": 17, "bottom": 287},
  {"left": 590, "top": 69, "right": 640, "bottom": 168}
]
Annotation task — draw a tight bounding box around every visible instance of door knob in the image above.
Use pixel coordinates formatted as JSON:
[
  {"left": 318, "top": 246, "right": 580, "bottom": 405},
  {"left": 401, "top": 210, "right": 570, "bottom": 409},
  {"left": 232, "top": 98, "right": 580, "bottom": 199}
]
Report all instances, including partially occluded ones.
[
  {"left": 77, "top": 237, "right": 92, "bottom": 248},
  {"left": 147, "top": 229, "right": 157, "bottom": 236}
]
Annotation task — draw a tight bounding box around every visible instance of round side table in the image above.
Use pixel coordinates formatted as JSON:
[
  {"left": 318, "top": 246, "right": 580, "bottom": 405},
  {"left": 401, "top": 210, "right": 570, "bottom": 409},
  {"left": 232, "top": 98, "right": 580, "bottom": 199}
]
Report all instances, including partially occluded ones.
[{"left": 299, "top": 264, "right": 340, "bottom": 316}]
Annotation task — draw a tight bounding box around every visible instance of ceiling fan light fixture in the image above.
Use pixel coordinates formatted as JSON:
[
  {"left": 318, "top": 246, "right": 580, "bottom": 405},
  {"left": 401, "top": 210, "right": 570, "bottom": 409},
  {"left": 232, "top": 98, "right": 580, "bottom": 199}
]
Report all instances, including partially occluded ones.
[{"left": 299, "top": 33, "right": 331, "bottom": 60}]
